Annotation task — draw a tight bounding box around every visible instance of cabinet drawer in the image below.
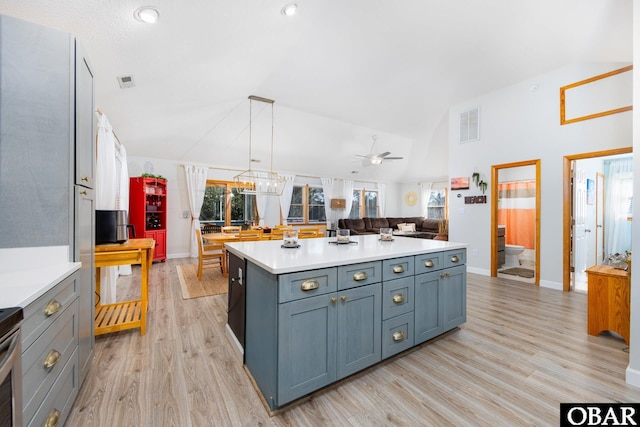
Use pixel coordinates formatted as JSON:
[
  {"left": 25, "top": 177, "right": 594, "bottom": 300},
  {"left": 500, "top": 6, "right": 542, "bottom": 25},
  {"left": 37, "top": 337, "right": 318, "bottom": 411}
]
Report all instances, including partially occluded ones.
[
  {"left": 27, "top": 347, "right": 78, "bottom": 427},
  {"left": 443, "top": 249, "right": 466, "bottom": 269},
  {"left": 338, "top": 261, "right": 382, "bottom": 290},
  {"left": 382, "top": 312, "right": 414, "bottom": 359},
  {"left": 382, "top": 256, "right": 414, "bottom": 281},
  {"left": 22, "top": 271, "right": 78, "bottom": 351},
  {"left": 279, "top": 267, "right": 337, "bottom": 303},
  {"left": 23, "top": 298, "right": 78, "bottom": 423},
  {"left": 382, "top": 277, "right": 414, "bottom": 320},
  {"left": 414, "top": 252, "right": 444, "bottom": 275}
]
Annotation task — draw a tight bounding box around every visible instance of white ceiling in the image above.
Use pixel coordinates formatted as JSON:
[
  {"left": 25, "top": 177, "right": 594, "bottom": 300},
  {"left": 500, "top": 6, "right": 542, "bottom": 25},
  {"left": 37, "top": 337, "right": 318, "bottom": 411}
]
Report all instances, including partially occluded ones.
[{"left": 0, "top": 0, "right": 633, "bottom": 182}]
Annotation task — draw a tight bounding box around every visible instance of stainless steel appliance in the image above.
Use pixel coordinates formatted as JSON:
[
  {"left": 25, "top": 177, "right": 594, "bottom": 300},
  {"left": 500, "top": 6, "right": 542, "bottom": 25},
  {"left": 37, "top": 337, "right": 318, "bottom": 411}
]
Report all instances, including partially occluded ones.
[
  {"left": 96, "top": 210, "right": 135, "bottom": 244},
  {"left": 0, "top": 307, "right": 23, "bottom": 427}
]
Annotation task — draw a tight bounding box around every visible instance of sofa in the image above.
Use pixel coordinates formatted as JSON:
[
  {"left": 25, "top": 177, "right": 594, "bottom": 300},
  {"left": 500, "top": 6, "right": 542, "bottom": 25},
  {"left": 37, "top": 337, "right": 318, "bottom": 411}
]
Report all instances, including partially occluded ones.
[{"left": 337, "top": 217, "right": 441, "bottom": 239}]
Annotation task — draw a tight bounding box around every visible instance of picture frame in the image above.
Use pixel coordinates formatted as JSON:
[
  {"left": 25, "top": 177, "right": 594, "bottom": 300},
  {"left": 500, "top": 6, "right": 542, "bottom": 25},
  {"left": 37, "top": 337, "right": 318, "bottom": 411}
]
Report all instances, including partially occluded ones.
[{"left": 451, "top": 177, "right": 470, "bottom": 190}]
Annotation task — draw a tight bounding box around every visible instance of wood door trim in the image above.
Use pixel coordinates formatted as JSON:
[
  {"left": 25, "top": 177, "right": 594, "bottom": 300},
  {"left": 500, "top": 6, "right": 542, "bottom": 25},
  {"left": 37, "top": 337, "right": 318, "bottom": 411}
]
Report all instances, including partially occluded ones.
[
  {"left": 562, "top": 147, "right": 632, "bottom": 291},
  {"left": 491, "top": 159, "right": 541, "bottom": 285}
]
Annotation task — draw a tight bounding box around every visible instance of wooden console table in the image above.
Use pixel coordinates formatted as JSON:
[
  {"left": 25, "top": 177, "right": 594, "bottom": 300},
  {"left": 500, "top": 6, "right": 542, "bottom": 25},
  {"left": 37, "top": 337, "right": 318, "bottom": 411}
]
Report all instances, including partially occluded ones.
[
  {"left": 95, "top": 238, "right": 155, "bottom": 336},
  {"left": 586, "top": 264, "right": 630, "bottom": 344}
]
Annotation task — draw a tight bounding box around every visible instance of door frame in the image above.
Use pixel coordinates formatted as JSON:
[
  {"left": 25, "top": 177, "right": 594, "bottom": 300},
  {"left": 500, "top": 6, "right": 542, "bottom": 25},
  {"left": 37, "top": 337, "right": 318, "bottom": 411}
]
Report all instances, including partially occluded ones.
[
  {"left": 562, "top": 147, "right": 632, "bottom": 292},
  {"left": 490, "top": 159, "right": 541, "bottom": 285}
]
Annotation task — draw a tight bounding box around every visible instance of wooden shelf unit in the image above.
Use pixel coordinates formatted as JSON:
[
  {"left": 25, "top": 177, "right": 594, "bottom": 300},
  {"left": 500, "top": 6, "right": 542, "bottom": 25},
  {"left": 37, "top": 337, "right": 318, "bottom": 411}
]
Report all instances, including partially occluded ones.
[
  {"left": 95, "top": 238, "right": 155, "bottom": 336},
  {"left": 129, "top": 177, "right": 167, "bottom": 261}
]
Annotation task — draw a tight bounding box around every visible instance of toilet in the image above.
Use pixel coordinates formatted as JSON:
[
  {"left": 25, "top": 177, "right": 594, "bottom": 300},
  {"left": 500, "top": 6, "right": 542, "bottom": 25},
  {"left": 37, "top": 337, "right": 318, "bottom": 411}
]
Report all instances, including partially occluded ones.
[{"left": 504, "top": 244, "right": 525, "bottom": 268}]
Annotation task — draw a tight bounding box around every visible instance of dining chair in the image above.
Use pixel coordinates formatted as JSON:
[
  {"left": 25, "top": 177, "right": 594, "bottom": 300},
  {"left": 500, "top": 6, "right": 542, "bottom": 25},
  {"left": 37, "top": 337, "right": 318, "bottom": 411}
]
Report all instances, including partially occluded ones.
[
  {"left": 274, "top": 225, "right": 293, "bottom": 230},
  {"left": 196, "top": 228, "right": 226, "bottom": 279},
  {"left": 298, "top": 227, "right": 320, "bottom": 239},
  {"left": 238, "top": 229, "right": 263, "bottom": 241},
  {"left": 270, "top": 229, "right": 285, "bottom": 240}
]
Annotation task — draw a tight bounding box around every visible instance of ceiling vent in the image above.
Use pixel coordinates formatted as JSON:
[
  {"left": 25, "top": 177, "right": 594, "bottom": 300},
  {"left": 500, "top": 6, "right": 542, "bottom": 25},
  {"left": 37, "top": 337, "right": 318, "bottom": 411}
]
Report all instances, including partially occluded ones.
[
  {"left": 117, "top": 75, "right": 136, "bottom": 89},
  {"left": 459, "top": 106, "right": 480, "bottom": 143}
]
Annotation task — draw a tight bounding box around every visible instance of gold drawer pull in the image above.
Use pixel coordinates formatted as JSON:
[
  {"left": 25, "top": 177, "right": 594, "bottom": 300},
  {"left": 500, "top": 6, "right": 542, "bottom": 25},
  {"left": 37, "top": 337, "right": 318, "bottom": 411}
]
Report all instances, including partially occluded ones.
[
  {"left": 331, "top": 297, "right": 337, "bottom": 304},
  {"left": 392, "top": 265, "right": 404, "bottom": 273},
  {"left": 44, "top": 349, "right": 61, "bottom": 369},
  {"left": 45, "top": 408, "right": 61, "bottom": 427},
  {"left": 424, "top": 260, "right": 434, "bottom": 268},
  {"left": 300, "top": 280, "right": 319, "bottom": 291},
  {"left": 392, "top": 331, "right": 405, "bottom": 342},
  {"left": 81, "top": 176, "right": 89, "bottom": 182},
  {"left": 392, "top": 294, "right": 405, "bottom": 304},
  {"left": 341, "top": 295, "right": 347, "bottom": 302},
  {"left": 440, "top": 272, "right": 451, "bottom": 279},
  {"left": 353, "top": 271, "right": 368, "bottom": 281},
  {"left": 80, "top": 190, "right": 88, "bottom": 196},
  {"left": 44, "top": 300, "right": 62, "bottom": 317},
  {"left": 450, "top": 255, "right": 460, "bottom": 263}
]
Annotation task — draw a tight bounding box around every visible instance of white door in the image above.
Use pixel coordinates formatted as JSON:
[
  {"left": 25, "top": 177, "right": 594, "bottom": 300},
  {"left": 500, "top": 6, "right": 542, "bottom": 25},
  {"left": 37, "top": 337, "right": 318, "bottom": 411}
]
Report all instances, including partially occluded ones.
[
  {"left": 596, "top": 173, "right": 605, "bottom": 263},
  {"left": 572, "top": 165, "right": 587, "bottom": 286}
]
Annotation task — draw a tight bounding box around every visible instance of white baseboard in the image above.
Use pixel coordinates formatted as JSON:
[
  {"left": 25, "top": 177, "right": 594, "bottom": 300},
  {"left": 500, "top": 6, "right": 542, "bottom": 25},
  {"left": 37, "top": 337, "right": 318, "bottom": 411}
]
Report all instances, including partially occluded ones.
[
  {"left": 225, "top": 323, "right": 244, "bottom": 361},
  {"left": 626, "top": 365, "right": 640, "bottom": 388}
]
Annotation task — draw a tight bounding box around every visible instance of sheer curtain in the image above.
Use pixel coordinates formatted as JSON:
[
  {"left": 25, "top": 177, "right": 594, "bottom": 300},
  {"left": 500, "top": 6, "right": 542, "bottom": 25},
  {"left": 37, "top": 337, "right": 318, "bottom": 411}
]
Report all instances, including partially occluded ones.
[
  {"left": 184, "top": 164, "right": 208, "bottom": 257},
  {"left": 255, "top": 192, "right": 268, "bottom": 227},
  {"left": 604, "top": 158, "right": 633, "bottom": 256},
  {"left": 278, "top": 173, "right": 296, "bottom": 224},
  {"left": 377, "top": 183, "right": 386, "bottom": 217},
  {"left": 343, "top": 180, "right": 354, "bottom": 220},
  {"left": 419, "top": 182, "right": 433, "bottom": 217},
  {"left": 321, "top": 177, "right": 335, "bottom": 226},
  {"left": 95, "top": 111, "right": 119, "bottom": 304},
  {"left": 115, "top": 137, "right": 131, "bottom": 276}
]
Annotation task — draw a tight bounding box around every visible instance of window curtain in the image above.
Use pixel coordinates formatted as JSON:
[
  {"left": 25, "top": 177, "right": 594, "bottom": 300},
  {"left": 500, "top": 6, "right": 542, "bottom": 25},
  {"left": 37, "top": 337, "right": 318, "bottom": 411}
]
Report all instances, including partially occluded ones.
[
  {"left": 377, "top": 183, "right": 386, "bottom": 217},
  {"left": 321, "top": 177, "right": 335, "bottom": 226},
  {"left": 95, "top": 111, "right": 119, "bottom": 304},
  {"left": 255, "top": 192, "right": 268, "bottom": 227},
  {"left": 115, "top": 136, "right": 131, "bottom": 276},
  {"left": 278, "top": 173, "right": 296, "bottom": 224},
  {"left": 343, "top": 180, "right": 354, "bottom": 219},
  {"left": 184, "top": 164, "right": 208, "bottom": 257},
  {"left": 604, "top": 158, "right": 633, "bottom": 256},
  {"left": 419, "top": 182, "right": 433, "bottom": 218},
  {"left": 497, "top": 180, "right": 536, "bottom": 249}
]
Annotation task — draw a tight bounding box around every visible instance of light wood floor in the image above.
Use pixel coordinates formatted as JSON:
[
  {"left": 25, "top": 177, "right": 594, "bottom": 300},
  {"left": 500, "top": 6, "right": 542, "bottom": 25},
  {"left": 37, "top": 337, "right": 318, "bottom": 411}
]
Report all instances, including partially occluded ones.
[{"left": 66, "top": 258, "right": 640, "bottom": 426}]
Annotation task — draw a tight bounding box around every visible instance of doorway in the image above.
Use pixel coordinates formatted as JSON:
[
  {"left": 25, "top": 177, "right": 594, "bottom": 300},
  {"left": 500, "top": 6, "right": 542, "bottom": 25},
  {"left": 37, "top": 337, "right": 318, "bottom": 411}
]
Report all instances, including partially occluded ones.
[
  {"left": 562, "top": 147, "right": 633, "bottom": 292},
  {"left": 491, "top": 159, "right": 541, "bottom": 285}
]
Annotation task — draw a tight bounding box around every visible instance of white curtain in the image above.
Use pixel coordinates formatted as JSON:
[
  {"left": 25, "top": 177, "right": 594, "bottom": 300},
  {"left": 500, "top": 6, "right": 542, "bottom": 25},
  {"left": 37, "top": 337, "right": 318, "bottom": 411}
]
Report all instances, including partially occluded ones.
[
  {"left": 115, "top": 136, "right": 131, "bottom": 276},
  {"left": 604, "top": 158, "right": 633, "bottom": 256},
  {"left": 95, "top": 112, "right": 119, "bottom": 304},
  {"left": 419, "top": 182, "right": 433, "bottom": 217},
  {"left": 184, "top": 164, "right": 208, "bottom": 258},
  {"left": 377, "top": 183, "right": 386, "bottom": 217},
  {"left": 255, "top": 193, "right": 268, "bottom": 227},
  {"left": 343, "top": 180, "right": 354, "bottom": 220},
  {"left": 278, "top": 173, "right": 296, "bottom": 224},
  {"left": 321, "top": 177, "right": 335, "bottom": 226}
]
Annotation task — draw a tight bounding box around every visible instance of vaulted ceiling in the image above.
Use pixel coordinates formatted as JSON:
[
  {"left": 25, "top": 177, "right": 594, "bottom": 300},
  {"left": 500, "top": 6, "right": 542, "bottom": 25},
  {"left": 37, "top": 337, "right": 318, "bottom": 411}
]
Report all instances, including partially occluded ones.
[{"left": 0, "top": 0, "right": 633, "bottom": 182}]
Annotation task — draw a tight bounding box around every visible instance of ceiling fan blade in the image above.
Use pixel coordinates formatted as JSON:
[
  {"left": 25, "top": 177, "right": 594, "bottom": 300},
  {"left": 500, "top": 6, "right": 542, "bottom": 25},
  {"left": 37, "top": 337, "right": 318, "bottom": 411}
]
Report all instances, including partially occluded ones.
[
  {"left": 379, "top": 152, "right": 392, "bottom": 158},
  {"left": 384, "top": 156, "right": 403, "bottom": 160}
]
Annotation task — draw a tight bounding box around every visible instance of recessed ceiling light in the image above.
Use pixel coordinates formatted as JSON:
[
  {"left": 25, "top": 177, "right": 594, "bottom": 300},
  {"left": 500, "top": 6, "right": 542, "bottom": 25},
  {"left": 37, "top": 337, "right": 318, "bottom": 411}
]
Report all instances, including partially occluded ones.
[
  {"left": 281, "top": 3, "right": 297, "bottom": 16},
  {"left": 134, "top": 6, "right": 160, "bottom": 24}
]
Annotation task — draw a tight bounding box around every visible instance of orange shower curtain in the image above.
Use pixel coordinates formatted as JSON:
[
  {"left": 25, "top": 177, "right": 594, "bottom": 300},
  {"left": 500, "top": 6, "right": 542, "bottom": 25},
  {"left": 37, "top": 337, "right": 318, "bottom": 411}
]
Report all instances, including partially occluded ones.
[{"left": 497, "top": 181, "right": 535, "bottom": 249}]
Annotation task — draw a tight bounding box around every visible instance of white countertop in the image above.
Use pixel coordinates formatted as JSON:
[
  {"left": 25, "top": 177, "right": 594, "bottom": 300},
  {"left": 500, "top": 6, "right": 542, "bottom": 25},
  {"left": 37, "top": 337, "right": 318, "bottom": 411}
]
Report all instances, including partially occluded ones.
[
  {"left": 225, "top": 234, "right": 467, "bottom": 274},
  {"left": 0, "top": 246, "right": 81, "bottom": 308}
]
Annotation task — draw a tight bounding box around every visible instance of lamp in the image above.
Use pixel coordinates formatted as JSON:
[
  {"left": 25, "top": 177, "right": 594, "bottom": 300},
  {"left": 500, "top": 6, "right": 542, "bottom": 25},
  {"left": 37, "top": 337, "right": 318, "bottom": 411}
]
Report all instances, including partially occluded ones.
[{"left": 234, "top": 96, "right": 286, "bottom": 196}]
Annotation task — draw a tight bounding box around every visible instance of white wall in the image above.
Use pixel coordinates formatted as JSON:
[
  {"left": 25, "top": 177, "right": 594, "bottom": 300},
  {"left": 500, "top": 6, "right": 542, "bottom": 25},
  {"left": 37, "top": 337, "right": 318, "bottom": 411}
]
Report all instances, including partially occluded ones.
[{"left": 448, "top": 62, "right": 633, "bottom": 289}]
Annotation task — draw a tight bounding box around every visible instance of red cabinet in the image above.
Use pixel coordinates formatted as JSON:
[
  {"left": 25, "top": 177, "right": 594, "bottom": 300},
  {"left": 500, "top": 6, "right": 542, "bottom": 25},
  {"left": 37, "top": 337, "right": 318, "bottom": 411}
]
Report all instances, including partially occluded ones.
[{"left": 129, "top": 177, "right": 167, "bottom": 262}]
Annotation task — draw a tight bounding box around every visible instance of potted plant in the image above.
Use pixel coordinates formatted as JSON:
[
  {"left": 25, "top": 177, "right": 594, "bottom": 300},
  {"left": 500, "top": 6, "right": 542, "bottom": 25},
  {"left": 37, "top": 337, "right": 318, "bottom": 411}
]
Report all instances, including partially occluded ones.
[{"left": 434, "top": 219, "right": 448, "bottom": 241}]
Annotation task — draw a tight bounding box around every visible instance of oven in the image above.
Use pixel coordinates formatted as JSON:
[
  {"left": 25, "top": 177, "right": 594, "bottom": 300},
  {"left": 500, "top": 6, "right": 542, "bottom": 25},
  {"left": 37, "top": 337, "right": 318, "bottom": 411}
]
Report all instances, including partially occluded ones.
[{"left": 0, "top": 307, "right": 23, "bottom": 427}]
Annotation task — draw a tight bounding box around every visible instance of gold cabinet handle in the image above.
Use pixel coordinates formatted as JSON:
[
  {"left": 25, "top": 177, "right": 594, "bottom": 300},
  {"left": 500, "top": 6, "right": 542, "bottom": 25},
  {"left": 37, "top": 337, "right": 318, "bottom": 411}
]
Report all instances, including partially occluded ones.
[
  {"left": 392, "top": 265, "right": 404, "bottom": 273},
  {"left": 440, "top": 272, "right": 451, "bottom": 279},
  {"left": 392, "top": 331, "right": 405, "bottom": 342},
  {"left": 301, "top": 280, "right": 319, "bottom": 291},
  {"left": 331, "top": 297, "right": 337, "bottom": 304},
  {"left": 81, "top": 176, "right": 89, "bottom": 182},
  {"left": 424, "top": 260, "right": 434, "bottom": 268},
  {"left": 392, "top": 294, "right": 405, "bottom": 304},
  {"left": 44, "top": 349, "right": 61, "bottom": 369},
  {"left": 80, "top": 190, "right": 88, "bottom": 195},
  {"left": 44, "top": 300, "right": 62, "bottom": 317},
  {"left": 45, "top": 408, "right": 61, "bottom": 427},
  {"left": 341, "top": 295, "right": 347, "bottom": 302},
  {"left": 450, "top": 255, "right": 459, "bottom": 263},
  {"left": 353, "top": 271, "right": 368, "bottom": 281}
]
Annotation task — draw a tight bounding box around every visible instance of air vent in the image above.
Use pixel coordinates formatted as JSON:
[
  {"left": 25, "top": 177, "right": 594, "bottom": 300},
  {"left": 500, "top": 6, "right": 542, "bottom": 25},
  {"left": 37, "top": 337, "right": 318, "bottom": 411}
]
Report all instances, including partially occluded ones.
[
  {"left": 117, "top": 75, "right": 135, "bottom": 89},
  {"left": 459, "top": 107, "right": 480, "bottom": 143}
]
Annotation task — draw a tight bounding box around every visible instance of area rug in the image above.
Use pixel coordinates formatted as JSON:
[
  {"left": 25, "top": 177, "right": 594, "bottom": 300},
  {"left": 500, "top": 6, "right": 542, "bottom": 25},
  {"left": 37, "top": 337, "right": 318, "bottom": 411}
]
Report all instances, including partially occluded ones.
[
  {"left": 500, "top": 267, "right": 535, "bottom": 279},
  {"left": 176, "top": 264, "right": 227, "bottom": 299}
]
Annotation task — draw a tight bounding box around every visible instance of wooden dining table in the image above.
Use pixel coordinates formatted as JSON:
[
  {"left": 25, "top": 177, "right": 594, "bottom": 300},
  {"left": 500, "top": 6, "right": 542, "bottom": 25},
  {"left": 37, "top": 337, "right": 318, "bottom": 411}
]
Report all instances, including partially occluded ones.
[{"left": 202, "top": 232, "right": 270, "bottom": 244}]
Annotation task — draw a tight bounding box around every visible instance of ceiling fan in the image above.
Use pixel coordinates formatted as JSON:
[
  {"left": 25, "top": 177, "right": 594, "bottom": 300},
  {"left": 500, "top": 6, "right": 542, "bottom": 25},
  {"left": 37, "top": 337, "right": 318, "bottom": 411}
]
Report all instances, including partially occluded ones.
[{"left": 356, "top": 136, "right": 403, "bottom": 166}]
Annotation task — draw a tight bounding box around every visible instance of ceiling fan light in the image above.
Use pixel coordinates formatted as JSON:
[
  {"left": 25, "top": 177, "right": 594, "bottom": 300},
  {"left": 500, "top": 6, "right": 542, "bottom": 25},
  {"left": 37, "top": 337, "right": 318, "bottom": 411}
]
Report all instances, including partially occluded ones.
[
  {"left": 134, "top": 6, "right": 160, "bottom": 24},
  {"left": 281, "top": 3, "right": 297, "bottom": 16},
  {"left": 371, "top": 157, "right": 383, "bottom": 165}
]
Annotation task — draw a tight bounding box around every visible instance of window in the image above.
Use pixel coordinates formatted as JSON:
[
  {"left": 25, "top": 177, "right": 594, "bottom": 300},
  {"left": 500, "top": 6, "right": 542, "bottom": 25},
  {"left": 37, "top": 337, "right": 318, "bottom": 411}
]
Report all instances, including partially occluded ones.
[
  {"left": 200, "top": 180, "right": 256, "bottom": 226},
  {"left": 426, "top": 189, "right": 447, "bottom": 219},
  {"left": 349, "top": 189, "right": 378, "bottom": 218},
  {"left": 287, "top": 185, "right": 326, "bottom": 223}
]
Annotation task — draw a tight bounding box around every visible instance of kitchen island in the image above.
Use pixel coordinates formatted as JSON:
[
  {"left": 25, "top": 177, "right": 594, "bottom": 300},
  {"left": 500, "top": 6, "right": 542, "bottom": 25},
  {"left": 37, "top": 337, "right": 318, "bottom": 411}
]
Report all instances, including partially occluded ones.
[{"left": 225, "top": 234, "right": 467, "bottom": 411}]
